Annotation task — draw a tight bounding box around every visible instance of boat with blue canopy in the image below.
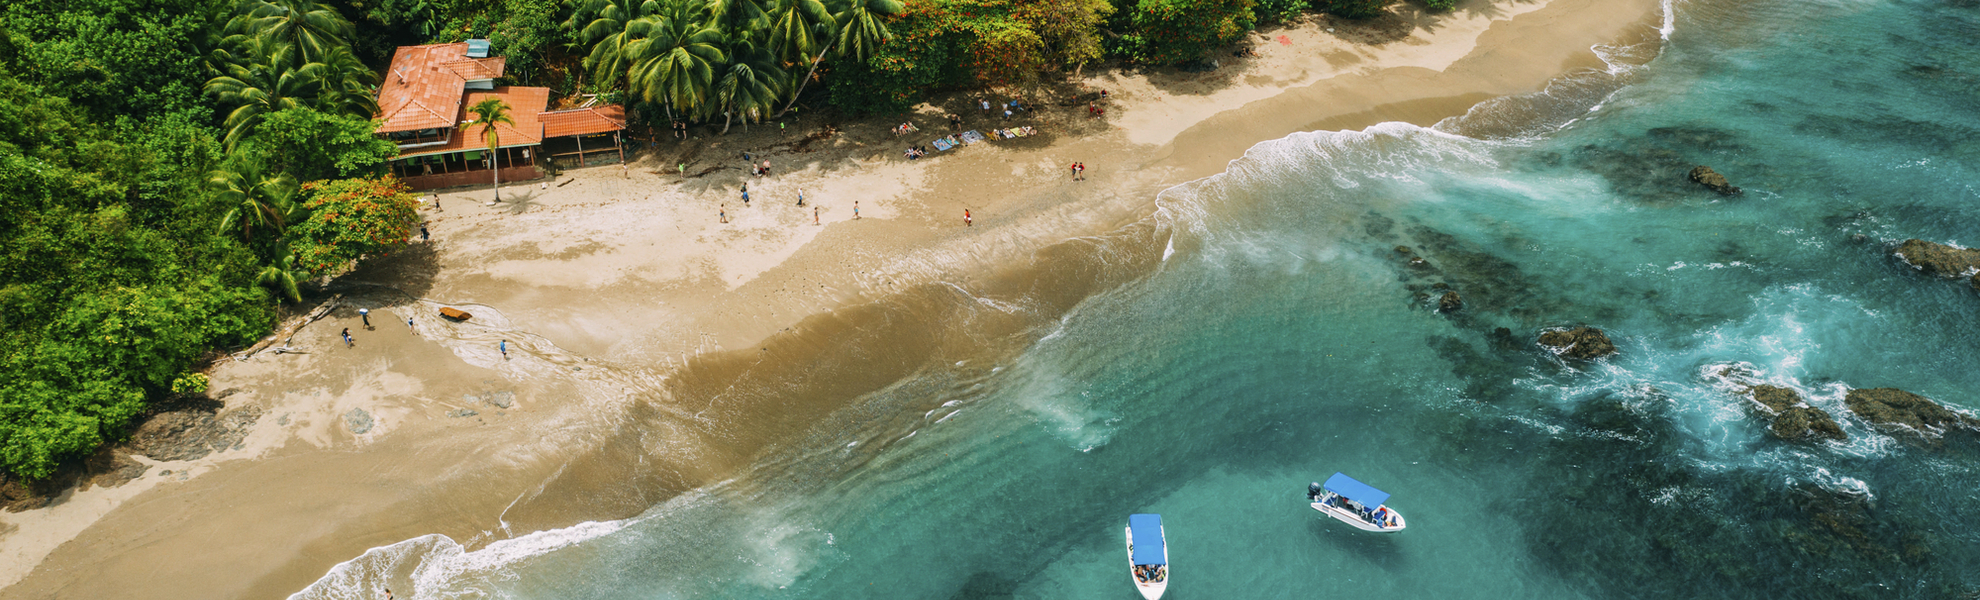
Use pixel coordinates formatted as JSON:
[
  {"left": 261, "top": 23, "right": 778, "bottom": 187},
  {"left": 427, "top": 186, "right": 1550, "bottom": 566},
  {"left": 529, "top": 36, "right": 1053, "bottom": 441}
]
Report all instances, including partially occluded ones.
[
  {"left": 1125, "top": 513, "right": 1169, "bottom": 599},
  {"left": 1308, "top": 472, "right": 1406, "bottom": 532}
]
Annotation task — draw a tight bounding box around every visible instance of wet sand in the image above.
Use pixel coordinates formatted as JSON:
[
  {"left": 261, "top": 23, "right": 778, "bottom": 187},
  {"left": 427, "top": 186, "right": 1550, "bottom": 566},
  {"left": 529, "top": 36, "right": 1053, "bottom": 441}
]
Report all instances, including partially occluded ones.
[{"left": 0, "top": 0, "right": 1664, "bottom": 596}]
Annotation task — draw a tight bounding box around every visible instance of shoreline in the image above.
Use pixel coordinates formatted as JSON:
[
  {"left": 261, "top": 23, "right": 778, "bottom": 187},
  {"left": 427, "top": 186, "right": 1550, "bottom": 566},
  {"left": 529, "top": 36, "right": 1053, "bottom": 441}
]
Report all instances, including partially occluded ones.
[{"left": 0, "top": 0, "right": 1666, "bottom": 596}]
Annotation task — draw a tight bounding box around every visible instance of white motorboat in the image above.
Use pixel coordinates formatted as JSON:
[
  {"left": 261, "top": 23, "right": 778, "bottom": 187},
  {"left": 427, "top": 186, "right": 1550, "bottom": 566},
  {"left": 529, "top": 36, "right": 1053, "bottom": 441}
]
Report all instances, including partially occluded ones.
[
  {"left": 1125, "top": 513, "right": 1168, "bottom": 599},
  {"left": 1308, "top": 472, "right": 1406, "bottom": 532}
]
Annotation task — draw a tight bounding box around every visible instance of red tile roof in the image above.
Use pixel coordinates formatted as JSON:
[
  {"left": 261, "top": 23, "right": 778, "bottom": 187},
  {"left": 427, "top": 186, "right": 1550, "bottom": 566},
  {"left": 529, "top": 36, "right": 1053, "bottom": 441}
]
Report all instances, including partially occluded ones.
[
  {"left": 443, "top": 56, "right": 507, "bottom": 81},
  {"left": 378, "top": 43, "right": 473, "bottom": 133},
  {"left": 540, "top": 105, "right": 628, "bottom": 138},
  {"left": 398, "top": 87, "right": 550, "bottom": 158}
]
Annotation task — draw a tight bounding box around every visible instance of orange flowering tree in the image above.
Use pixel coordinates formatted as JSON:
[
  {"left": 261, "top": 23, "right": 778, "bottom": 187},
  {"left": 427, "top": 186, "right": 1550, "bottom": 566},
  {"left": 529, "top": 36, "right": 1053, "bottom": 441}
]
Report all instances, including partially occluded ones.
[{"left": 284, "top": 176, "right": 421, "bottom": 278}]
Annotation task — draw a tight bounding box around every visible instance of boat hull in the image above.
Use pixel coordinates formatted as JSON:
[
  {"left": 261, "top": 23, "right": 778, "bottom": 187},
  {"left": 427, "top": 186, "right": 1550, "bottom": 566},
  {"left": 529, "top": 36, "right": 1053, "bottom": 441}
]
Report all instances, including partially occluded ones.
[
  {"left": 1311, "top": 502, "right": 1407, "bottom": 532},
  {"left": 1125, "top": 526, "right": 1169, "bottom": 600}
]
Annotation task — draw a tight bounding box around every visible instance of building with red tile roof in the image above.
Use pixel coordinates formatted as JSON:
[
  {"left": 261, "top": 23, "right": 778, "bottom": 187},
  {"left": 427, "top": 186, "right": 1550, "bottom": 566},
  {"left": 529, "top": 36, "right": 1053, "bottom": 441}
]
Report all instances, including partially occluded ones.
[{"left": 374, "top": 41, "right": 629, "bottom": 189}]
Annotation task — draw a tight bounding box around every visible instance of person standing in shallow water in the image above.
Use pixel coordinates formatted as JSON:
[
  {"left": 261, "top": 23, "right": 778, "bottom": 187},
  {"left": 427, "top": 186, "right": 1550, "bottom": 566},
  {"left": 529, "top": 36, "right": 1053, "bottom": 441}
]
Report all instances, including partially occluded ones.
[{"left": 964, "top": 209, "right": 972, "bottom": 227}]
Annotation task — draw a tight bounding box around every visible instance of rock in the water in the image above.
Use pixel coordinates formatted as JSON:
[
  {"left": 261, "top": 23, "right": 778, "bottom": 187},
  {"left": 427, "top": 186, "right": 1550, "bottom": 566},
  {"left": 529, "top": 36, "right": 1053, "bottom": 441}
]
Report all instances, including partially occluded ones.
[
  {"left": 1746, "top": 385, "right": 1846, "bottom": 442},
  {"left": 1972, "top": 273, "right": 1979, "bottom": 290},
  {"left": 1394, "top": 245, "right": 1413, "bottom": 255},
  {"left": 345, "top": 408, "right": 374, "bottom": 434},
  {"left": 1537, "top": 326, "right": 1618, "bottom": 359},
  {"left": 84, "top": 451, "right": 150, "bottom": 489},
  {"left": 1438, "top": 291, "right": 1463, "bottom": 313},
  {"left": 1892, "top": 239, "right": 1980, "bottom": 279},
  {"left": 1688, "top": 165, "right": 1742, "bottom": 196},
  {"left": 1843, "top": 388, "right": 1979, "bottom": 439},
  {"left": 1773, "top": 407, "right": 1847, "bottom": 442}
]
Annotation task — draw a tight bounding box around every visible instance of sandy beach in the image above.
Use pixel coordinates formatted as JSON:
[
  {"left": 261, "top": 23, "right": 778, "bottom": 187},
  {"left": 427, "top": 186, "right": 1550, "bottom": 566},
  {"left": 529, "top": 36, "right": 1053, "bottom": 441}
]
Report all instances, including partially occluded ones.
[{"left": 0, "top": 0, "right": 1664, "bottom": 596}]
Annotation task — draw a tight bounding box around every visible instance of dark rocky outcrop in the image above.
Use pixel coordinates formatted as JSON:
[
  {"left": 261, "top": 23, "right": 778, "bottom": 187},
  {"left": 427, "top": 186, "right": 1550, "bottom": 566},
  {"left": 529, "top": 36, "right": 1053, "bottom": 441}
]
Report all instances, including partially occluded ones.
[
  {"left": 1688, "top": 165, "right": 1742, "bottom": 196},
  {"left": 1746, "top": 385, "right": 1847, "bottom": 442},
  {"left": 1843, "top": 388, "right": 1980, "bottom": 440},
  {"left": 1438, "top": 291, "right": 1463, "bottom": 313},
  {"left": 1892, "top": 239, "right": 1980, "bottom": 279},
  {"left": 126, "top": 404, "right": 263, "bottom": 461},
  {"left": 1538, "top": 326, "right": 1618, "bottom": 359}
]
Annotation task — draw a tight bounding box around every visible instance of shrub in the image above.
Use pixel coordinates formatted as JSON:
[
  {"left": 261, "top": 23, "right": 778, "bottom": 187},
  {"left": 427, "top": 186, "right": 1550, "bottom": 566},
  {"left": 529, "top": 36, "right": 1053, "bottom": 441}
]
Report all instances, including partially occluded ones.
[
  {"left": 171, "top": 372, "right": 210, "bottom": 395},
  {"left": 1255, "top": 0, "right": 1308, "bottom": 23},
  {"left": 1120, "top": 0, "right": 1256, "bottom": 65},
  {"left": 1313, "top": 0, "right": 1389, "bottom": 18},
  {"left": 1421, "top": 0, "right": 1456, "bottom": 10}
]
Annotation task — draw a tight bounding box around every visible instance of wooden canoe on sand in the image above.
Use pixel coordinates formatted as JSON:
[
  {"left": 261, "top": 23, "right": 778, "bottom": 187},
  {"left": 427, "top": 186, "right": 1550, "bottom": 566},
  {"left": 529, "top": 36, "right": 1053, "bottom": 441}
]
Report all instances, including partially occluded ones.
[{"left": 439, "top": 307, "right": 472, "bottom": 321}]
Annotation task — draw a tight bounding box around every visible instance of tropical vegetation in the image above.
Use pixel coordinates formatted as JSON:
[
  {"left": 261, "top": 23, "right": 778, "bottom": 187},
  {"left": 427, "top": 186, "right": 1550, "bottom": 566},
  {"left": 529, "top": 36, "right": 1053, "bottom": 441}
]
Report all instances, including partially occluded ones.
[{"left": 0, "top": 0, "right": 1421, "bottom": 480}]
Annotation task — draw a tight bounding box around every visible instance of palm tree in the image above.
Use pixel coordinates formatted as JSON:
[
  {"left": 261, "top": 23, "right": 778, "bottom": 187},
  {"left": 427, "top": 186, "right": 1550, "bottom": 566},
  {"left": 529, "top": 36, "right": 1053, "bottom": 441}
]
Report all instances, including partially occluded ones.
[
  {"left": 204, "top": 39, "right": 319, "bottom": 149},
  {"left": 625, "top": 1, "right": 728, "bottom": 119},
  {"left": 210, "top": 165, "right": 301, "bottom": 241},
  {"left": 763, "top": 0, "right": 831, "bottom": 65},
  {"left": 256, "top": 247, "right": 309, "bottom": 303},
  {"left": 703, "top": 0, "right": 769, "bottom": 34},
  {"left": 310, "top": 45, "right": 380, "bottom": 119},
  {"left": 715, "top": 37, "right": 786, "bottom": 133},
  {"left": 224, "top": 0, "right": 357, "bottom": 67},
  {"left": 461, "top": 97, "right": 516, "bottom": 203},
  {"left": 568, "top": 0, "right": 662, "bottom": 91},
  {"left": 777, "top": 0, "right": 901, "bottom": 116}
]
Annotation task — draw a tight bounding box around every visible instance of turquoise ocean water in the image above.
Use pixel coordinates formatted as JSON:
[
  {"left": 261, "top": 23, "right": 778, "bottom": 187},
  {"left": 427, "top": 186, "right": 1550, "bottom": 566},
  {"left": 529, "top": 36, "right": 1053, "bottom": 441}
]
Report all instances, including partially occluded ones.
[{"left": 296, "top": 0, "right": 1980, "bottom": 597}]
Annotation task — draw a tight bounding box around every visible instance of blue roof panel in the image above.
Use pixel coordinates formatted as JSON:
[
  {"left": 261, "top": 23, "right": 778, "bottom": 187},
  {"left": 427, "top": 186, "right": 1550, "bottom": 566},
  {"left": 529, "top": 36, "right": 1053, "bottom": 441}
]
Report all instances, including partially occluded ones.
[
  {"left": 1128, "top": 514, "right": 1165, "bottom": 565},
  {"left": 1323, "top": 472, "right": 1391, "bottom": 508}
]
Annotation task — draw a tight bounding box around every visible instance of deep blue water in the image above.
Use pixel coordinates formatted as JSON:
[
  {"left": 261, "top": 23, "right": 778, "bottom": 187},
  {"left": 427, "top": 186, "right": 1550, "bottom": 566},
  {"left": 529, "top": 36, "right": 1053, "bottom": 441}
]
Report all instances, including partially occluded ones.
[{"left": 295, "top": 0, "right": 1980, "bottom": 597}]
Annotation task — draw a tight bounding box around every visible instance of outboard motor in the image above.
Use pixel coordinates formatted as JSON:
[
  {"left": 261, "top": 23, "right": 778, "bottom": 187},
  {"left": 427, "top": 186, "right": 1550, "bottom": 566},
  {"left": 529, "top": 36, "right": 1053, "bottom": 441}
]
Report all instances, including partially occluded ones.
[{"left": 1307, "top": 482, "right": 1324, "bottom": 502}]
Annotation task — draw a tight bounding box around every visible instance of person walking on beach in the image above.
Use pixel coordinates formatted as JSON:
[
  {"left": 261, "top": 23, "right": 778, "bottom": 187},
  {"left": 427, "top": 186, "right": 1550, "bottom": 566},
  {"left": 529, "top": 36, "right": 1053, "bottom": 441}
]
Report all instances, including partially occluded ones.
[
  {"left": 500, "top": 339, "right": 509, "bottom": 359},
  {"left": 1076, "top": 162, "right": 1087, "bottom": 181},
  {"left": 949, "top": 113, "right": 962, "bottom": 131},
  {"left": 341, "top": 328, "right": 353, "bottom": 348},
  {"left": 433, "top": 194, "right": 443, "bottom": 212},
  {"left": 813, "top": 206, "right": 819, "bottom": 225},
  {"left": 720, "top": 205, "right": 729, "bottom": 223},
  {"left": 853, "top": 201, "right": 860, "bottom": 220},
  {"left": 796, "top": 189, "right": 804, "bottom": 207},
  {"left": 964, "top": 209, "right": 973, "bottom": 227},
  {"left": 407, "top": 317, "right": 416, "bottom": 334},
  {"left": 420, "top": 223, "right": 430, "bottom": 242},
  {"left": 741, "top": 188, "right": 750, "bottom": 206},
  {"left": 762, "top": 160, "right": 772, "bottom": 177},
  {"left": 981, "top": 99, "right": 991, "bottom": 113},
  {"left": 1070, "top": 162, "right": 1080, "bottom": 181},
  {"left": 359, "top": 308, "right": 371, "bottom": 328}
]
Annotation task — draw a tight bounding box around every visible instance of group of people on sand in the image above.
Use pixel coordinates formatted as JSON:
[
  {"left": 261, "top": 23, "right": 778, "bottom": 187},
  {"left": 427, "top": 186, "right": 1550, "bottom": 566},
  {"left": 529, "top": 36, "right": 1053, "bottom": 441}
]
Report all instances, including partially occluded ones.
[
  {"left": 905, "top": 145, "right": 930, "bottom": 159},
  {"left": 1132, "top": 564, "right": 1165, "bottom": 583},
  {"left": 891, "top": 122, "right": 920, "bottom": 136}
]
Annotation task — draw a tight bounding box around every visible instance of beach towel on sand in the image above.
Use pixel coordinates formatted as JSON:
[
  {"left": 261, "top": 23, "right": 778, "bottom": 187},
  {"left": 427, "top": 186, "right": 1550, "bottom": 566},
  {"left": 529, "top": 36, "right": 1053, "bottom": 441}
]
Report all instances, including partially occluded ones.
[
  {"left": 959, "top": 130, "right": 986, "bottom": 144},
  {"left": 933, "top": 138, "right": 955, "bottom": 151}
]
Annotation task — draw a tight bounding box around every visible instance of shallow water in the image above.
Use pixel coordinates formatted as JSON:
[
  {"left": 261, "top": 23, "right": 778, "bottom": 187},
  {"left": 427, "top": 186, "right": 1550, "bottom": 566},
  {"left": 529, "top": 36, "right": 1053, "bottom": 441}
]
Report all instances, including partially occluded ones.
[{"left": 293, "top": 0, "right": 1980, "bottom": 597}]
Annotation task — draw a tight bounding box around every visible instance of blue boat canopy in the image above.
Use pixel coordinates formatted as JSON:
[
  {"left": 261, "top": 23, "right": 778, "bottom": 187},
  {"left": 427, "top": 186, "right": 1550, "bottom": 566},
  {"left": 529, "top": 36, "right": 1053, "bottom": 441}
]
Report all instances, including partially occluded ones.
[
  {"left": 1323, "top": 472, "right": 1391, "bottom": 508},
  {"left": 1128, "top": 514, "right": 1166, "bottom": 566}
]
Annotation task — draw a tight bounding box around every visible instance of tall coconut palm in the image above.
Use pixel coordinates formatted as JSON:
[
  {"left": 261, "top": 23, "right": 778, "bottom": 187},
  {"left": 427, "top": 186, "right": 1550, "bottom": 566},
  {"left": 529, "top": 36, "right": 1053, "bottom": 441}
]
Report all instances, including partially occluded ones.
[
  {"left": 568, "top": 0, "right": 662, "bottom": 91},
  {"left": 204, "top": 39, "right": 319, "bottom": 149},
  {"left": 778, "top": 0, "right": 900, "bottom": 116},
  {"left": 763, "top": 0, "right": 832, "bottom": 65},
  {"left": 210, "top": 165, "right": 301, "bottom": 241},
  {"left": 625, "top": 0, "right": 727, "bottom": 118},
  {"left": 224, "top": 0, "right": 357, "bottom": 67},
  {"left": 461, "top": 97, "right": 516, "bottom": 203},
  {"left": 703, "top": 0, "right": 769, "bottom": 34},
  {"left": 832, "top": 0, "right": 903, "bottom": 61},
  {"left": 716, "top": 37, "right": 786, "bottom": 133},
  {"left": 256, "top": 246, "right": 309, "bottom": 303},
  {"left": 310, "top": 45, "right": 380, "bottom": 119}
]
